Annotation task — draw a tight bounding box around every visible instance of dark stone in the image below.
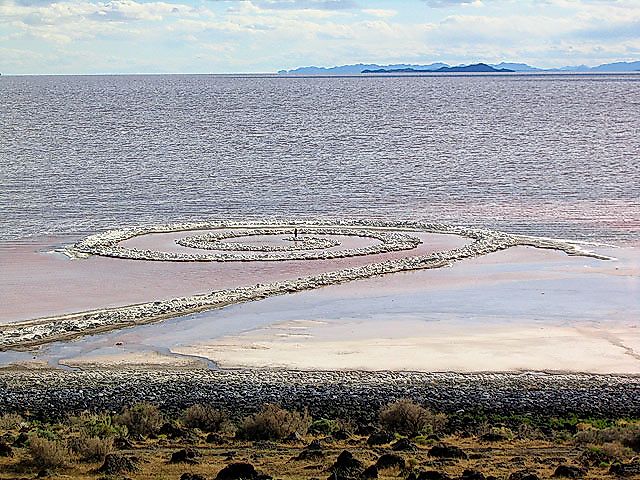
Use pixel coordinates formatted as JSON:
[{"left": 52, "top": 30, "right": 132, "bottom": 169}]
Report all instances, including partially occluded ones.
[
  {"left": 216, "top": 462, "right": 270, "bottom": 480},
  {"left": 181, "top": 474, "right": 207, "bottom": 480},
  {"left": 206, "top": 432, "right": 224, "bottom": 444},
  {"left": 480, "top": 432, "right": 507, "bottom": 442},
  {"left": 36, "top": 469, "right": 51, "bottom": 478},
  {"left": 295, "top": 449, "right": 324, "bottom": 461},
  {"left": 307, "top": 439, "right": 322, "bottom": 450},
  {"left": 461, "top": 470, "right": 485, "bottom": 480},
  {"left": 170, "top": 448, "right": 200, "bottom": 465},
  {"left": 622, "top": 433, "right": 640, "bottom": 452},
  {"left": 286, "top": 431, "right": 304, "bottom": 442},
  {"left": 362, "top": 465, "right": 379, "bottom": 479},
  {"left": 415, "top": 471, "right": 451, "bottom": 480},
  {"left": 392, "top": 438, "right": 416, "bottom": 451},
  {"left": 376, "top": 453, "right": 405, "bottom": 470},
  {"left": 98, "top": 453, "right": 138, "bottom": 475},
  {"left": 333, "top": 429, "right": 350, "bottom": 440},
  {"left": 551, "top": 465, "right": 586, "bottom": 478},
  {"left": 428, "top": 444, "right": 468, "bottom": 459},
  {"left": 12, "top": 432, "right": 29, "bottom": 447},
  {"left": 0, "top": 442, "right": 13, "bottom": 457},
  {"left": 356, "top": 424, "right": 377, "bottom": 436},
  {"left": 508, "top": 471, "right": 541, "bottom": 480},
  {"left": 114, "top": 436, "right": 134, "bottom": 449},
  {"left": 609, "top": 460, "right": 640, "bottom": 476},
  {"left": 367, "top": 432, "right": 395, "bottom": 446},
  {"left": 160, "top": 422, "right": 187, "bottom": 439},
  {"left": 327, "top": 450, "right": 365, "bottom": 479}
]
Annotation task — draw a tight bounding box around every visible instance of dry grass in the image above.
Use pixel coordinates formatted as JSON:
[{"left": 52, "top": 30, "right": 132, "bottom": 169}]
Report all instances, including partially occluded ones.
[
  {"left": 236, "top": 404, "right": 311, "bottom": 440},
  {"left": 379, "top": 399, "right": 447, "bottom": 436},
  {"left": 69, "top": 433, "right": 114, "bottom": 462},
  {"left": 182, "top": 404, "right": 231, "bottom": 433},
  {"left": 27, "top": 435, "right": 71, "bottom": 469},
  {"left": 114, "top": 402, "right": 163, "bottom": 437}
]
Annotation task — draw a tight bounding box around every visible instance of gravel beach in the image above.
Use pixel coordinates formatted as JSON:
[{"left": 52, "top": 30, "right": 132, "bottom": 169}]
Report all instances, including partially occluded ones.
[{"left": 1, "top": 369, "right": 638, "bottom": 421}]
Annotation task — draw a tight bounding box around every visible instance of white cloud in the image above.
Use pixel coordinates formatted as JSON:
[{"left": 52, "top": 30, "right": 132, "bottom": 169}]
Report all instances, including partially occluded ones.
[{"left": 0, "top": 0, "right": 639, "bottom": 73}]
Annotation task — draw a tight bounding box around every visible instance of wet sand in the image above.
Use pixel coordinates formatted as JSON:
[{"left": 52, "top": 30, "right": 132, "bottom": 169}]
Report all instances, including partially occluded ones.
[{"left": 5, "top": 242, "right": 637, "bottom": 373}]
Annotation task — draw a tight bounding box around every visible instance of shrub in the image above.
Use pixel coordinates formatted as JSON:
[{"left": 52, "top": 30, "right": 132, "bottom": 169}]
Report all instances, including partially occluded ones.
[
  {"left": 0, "top": 413, "right": 24, "bottom": 430},
  {"left": 182, "top": 404, "right": 231, "bottom": 433},
  {"left": 236, "top": 404, "right": 311, "bottom": 440},
  {"left": 574, "top": 423, "right": 640, "bottom": 449},
  {"left": 309, "top": 418, "right": 341, "bottom": 436},
  {"left": 379, "top": 399, "right": 446, "bottom": 437},
  {"left": 69, "top": 412, "right": 128, "bottom": 439},
  {"left": 28, "top": 435, "right": 71, "bottom": 468},
  {"left": 69, "top": 433, "right": 114, "bottom": 462},
  {"left": 114, "top": 403, "right": 163, "bottom": 437}
]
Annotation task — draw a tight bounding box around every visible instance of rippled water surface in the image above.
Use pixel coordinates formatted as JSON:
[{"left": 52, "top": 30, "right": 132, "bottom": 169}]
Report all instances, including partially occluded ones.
[{"left": 2, "top": 74, "right": 639, "bottom": 243}]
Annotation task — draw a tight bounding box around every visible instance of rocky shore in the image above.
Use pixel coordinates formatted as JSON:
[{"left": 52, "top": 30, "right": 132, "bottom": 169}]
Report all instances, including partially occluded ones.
[
  {"left": 0, "top": 220, "right": 611, "bottom": 351},
  {"left": 0, "top": 369, "right": 638, "bottom": 421}
]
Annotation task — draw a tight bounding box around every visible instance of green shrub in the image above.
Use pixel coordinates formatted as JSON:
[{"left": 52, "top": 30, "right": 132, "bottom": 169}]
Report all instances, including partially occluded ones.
[
  {"left": 309, "top": 418, "right": 340, "bottom": 436},
  {"left": 182, "top": 404, "right": 231, "bottom": 433},
  {"left": 69, "top": 412, "right": 127, "bottom": 439},
  {"left": 28, "top": 435, "right": 71, "bottom": 468},
  {"left": 114, "top": 403, "right": 163, "bottom": 437},
  {"left": 236, "top": 404, "right": 311, "bottom": 440},
  {"left": 379, "top": 399, "right": 447, "bottom": 437}
]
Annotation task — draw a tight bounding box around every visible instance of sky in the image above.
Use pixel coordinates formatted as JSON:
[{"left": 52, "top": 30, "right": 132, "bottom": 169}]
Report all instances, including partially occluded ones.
[{"left": 0, "top": 0, "right": 639, "bottom": 74}]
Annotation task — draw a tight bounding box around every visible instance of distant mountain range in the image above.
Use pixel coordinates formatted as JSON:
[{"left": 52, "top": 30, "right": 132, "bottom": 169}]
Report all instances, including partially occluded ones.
[
  {"left": 362, "top": 63, "right": 514, "bottom": 74},
  {"left": 278, "top": 60, "right": 640, "bottom": 75}
]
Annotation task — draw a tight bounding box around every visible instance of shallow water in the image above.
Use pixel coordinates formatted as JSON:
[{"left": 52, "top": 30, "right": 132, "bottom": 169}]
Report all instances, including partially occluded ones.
[{"left": 1, "top": 74, "right": 639, "bottom": 244}]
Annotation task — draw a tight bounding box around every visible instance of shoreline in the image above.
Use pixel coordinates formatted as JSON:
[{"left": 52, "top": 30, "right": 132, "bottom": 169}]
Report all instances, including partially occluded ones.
[
  {"left": 0, "top": 220, "right": 611, "bottom": 351},
  {"left": 1, "top": 369, "right": 638, "bottom": 420}
]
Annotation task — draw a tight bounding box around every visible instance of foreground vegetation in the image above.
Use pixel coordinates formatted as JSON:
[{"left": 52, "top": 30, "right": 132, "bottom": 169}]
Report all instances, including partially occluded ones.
[{"left": 0, "top": 400, "right": 639, "bottom": 479}]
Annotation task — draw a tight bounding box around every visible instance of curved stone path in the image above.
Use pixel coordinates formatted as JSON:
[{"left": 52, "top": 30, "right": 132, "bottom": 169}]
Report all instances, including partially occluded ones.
[
  {"left": 71, "top": 225, "right": 422, "bottom": 262},
  {"left": 0, "top": 219, "right": 612, "bottom": 351}
]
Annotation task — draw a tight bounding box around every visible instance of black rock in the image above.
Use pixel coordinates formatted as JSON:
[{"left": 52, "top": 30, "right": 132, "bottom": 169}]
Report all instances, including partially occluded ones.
[
  {"left": 367, "top": 432, "right": 395, "bottom": 445},
  {"left": 362, "top": 464, "right": 379, "bottom": 478},
  {"left": 12, "top": 432, "right": 28, "bottom": 447},
  {"left": 480, "top": 432, "right": 507, "bottom": 442},
  {"left": 376, "top": 453, "right": 405, "bottom": 470},
  {"left": 609, "top": 460, "right": 640, "bottom": 476},
  {"left": 206, "top": 432, "right": 224, "bottom": 444},
  {"left": 36, "top": 469, "right": 51, "bottom": 478},
  {"left": 216, "top": 462, "right": 271, "bottom": 480},
  {"left": 98, "top": 453, "right": 138, "bottom": 475},
  {"left": 160, "top": 422, "right": 187, "bottom": 439},
  {"left": 428, "top": 444, "right": 468, "bottom": 459},
  {"left": 295, "top": 448, "right": 324, "bottom": 461},
  {"left": 333, "top": 429, "right": 350, "bottom": 440},
  {"left": 327, "top": 450, "right": 365, "bottom": 479},
  {"left": 414, "top": 471, "right": 451, "bottom": 480},
  {"left": 392, "top": 438, "right": 416, "bottom": 451},
  {"left": 181, "top": 474, "right": 207, "bottom": 480},
  {"left": 307, "top": 439, "right": 322, "bottom": 450},
  {"left": 551, "top": 465, "right": 586, "bottom": 478},
  {"left": 0, "top": 442, "right": 13, "bottom": 457},
  {"left": 114, "top": 436, "right": 134, "bottom": 450},
  {"left": 461, "top": 470, "right": 485, "bottom": 480},
  {"left": 170, "top": 448, "right": 200, "bottom": 464},
  {"left": 508, "top": 471, "right": 540, "bottom": 480}
]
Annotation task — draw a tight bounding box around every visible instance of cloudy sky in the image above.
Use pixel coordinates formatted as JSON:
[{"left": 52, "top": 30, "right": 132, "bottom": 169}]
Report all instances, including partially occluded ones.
[{"left": 1, "top": 0, "right": 639, "bottom": 74}]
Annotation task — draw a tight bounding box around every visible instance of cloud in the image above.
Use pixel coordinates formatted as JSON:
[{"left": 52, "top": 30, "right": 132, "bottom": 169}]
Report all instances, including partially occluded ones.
[
  {"left": 421, "top": 0, "right": 482, "bottom": 7},
  {"left": 362, "top": 8, "right": 396, "bottom": 18},
  {"left": 1, "top": 0, "right": 639, "bottom": 74}
]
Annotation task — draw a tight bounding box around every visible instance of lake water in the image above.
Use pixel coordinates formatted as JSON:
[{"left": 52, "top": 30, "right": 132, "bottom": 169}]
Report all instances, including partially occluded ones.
[{"left": 1, "top": 73, "right": 639, "bottom": 244}]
